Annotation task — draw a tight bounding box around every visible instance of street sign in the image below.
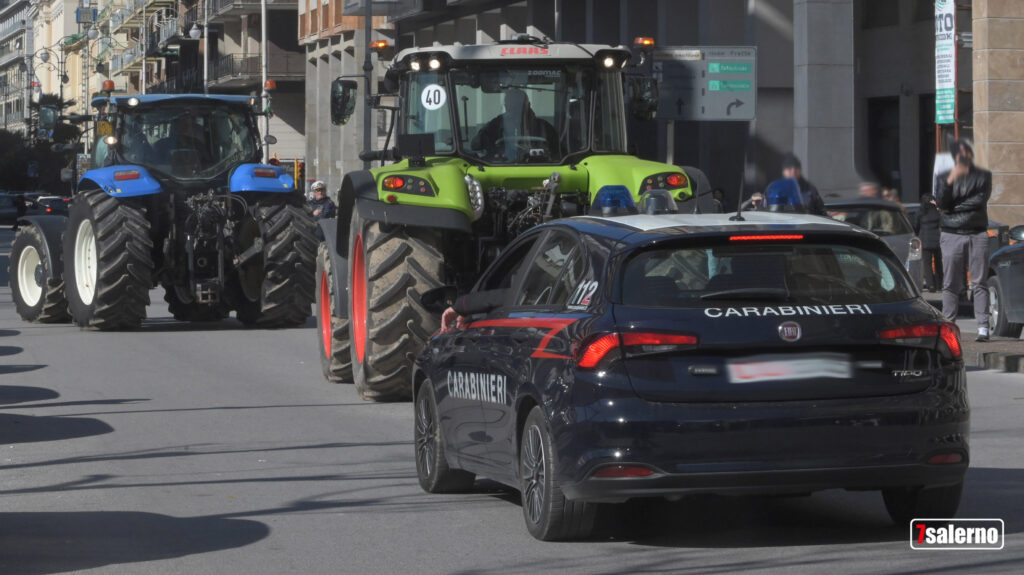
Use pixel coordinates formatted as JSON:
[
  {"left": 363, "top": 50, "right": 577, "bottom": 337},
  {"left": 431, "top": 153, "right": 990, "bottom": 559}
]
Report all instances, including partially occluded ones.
[
  {"left": 935, "top": 0, "right": 956, "bottom": 124},
  {"left": 652, "top": 46, "right": 757, "bottom": 122}
]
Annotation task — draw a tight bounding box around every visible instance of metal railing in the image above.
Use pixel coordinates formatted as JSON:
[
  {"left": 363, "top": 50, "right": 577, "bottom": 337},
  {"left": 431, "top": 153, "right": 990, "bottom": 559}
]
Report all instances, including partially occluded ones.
[
  {"left": 211, "top": 52, "right": 304, "bottom": 82},
  {"left": 158, "top": 16, "right": 180, "bottom": 44}
]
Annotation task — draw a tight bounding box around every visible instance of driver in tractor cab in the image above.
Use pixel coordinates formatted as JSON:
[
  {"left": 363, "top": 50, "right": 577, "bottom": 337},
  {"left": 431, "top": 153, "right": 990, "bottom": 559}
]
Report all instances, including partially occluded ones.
[{"left": 470, "top": 88, "right": 559, "bottom": 160}]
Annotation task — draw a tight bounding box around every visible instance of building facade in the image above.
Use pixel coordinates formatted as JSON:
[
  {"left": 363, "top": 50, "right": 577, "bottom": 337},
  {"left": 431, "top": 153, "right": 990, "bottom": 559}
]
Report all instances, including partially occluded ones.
[{"left": 0, "top": 0, "right": 31, "bottom": 133}]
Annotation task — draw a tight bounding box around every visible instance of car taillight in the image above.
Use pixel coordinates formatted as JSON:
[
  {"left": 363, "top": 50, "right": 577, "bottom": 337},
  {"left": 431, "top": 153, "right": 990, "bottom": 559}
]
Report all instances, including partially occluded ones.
[
  {"left": 665, "top": 173, "right": 687, "bottom": 188},
  {"left": 114, "top": 170, "right": 140, "bottom": 181},
  {"left": 383, "top": 176, "right": 406, "bottom": 190},
  {"left": 878, "top": 323, "right": 961, "bottom": 360},
  {"left": 909, "top": 236, "right": 922, "bottom": 261},
  {"left": 730, "top": 234, "right": 804, "bottom": 241},
  {"left": 253, "top": 168, "right": 277, "bottom": 178},
  {"left": 576, "top": 332, "right": 699, "bottom": 369}
]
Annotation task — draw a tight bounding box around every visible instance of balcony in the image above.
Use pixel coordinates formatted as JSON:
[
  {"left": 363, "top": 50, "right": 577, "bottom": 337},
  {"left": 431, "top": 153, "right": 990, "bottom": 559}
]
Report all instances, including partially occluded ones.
[
  {"left": 157, "top": 16, "right": 182, "bottom": 47},
  {"left": 150, "top": 68, "right": 200, "bottom": 94},
  {"left": 210, "top": 52, "right": 304, "bottom": 88},
  {"left": 111, "top": 0, "right": 177, "bottom": 34},
  {"left": 208, "top": 0, "right": 296, "bottom": 21},
  {"left": 0, "top": 49, "right": 24, "bottom": 68},
  {"left": 111, "top": 43, "right": 145, "bottom": 75}
]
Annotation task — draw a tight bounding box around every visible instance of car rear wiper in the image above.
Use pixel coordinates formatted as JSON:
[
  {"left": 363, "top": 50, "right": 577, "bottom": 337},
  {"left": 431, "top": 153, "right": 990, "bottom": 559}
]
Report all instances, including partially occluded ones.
[{"left": 700, "top": 288, "right": 792, "bottom": 301}]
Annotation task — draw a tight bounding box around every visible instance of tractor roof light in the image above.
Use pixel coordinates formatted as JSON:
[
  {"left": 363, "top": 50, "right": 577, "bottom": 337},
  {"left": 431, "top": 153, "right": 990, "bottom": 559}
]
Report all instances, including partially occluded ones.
[
  {"left": 428, "top": 57, "right": 442, "bottom": 70},
  {"left": 634, "top": 37, "right": 656, "bottom": 48},
  {"left": 370, "top": 39, "right": 389, "bottom": 51},
  {"left": 410, "top": 59, "right": 422, "bottom": 72},
  {"left": 127, "top": 97, "right": 140, "bottom": 107},
  {"left": 603, "top": 56, "right": 616, "bottom": 68}
]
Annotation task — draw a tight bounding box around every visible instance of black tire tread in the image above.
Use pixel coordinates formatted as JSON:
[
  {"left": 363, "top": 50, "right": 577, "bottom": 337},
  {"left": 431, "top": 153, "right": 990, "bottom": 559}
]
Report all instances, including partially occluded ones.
[
  {"left": 317, "top": 243, "right": 353, "bottom": 382},
  {"left": 237, "top": 201, "right": 318, "bottom": 328},
  {"left": 67, "top": 191, "right": 153, "bottom": 330},
  {"left": 352, "top": 217, "right": 444, "bottom": 401},
  {"left": 9, "top": 226, "right": 71, "bottom": 323},
  {"left": 882, "top": 481, "right": 964, "bottom": 525}
]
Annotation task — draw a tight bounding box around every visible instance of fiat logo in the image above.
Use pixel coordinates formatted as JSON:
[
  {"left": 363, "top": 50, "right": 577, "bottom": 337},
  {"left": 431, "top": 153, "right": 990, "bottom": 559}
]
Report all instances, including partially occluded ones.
[{"left": 778, "top": 321, "right": 802, "bottom": 342}]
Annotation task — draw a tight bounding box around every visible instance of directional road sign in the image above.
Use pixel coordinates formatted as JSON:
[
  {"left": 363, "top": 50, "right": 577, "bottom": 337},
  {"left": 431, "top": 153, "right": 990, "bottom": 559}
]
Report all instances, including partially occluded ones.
[{"left": 652, "top": 46, "right": 757, "bottom": 122}]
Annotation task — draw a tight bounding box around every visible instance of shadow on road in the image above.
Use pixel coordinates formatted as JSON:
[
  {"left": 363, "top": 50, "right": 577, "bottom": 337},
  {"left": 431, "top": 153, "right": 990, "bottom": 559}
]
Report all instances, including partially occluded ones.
[
  {"left": 0, "top": 345, "right": 23, "bottom": 356},
  {"left": 0, "top": 385, "right": 59, "bottom": 405},
  {"left": 0, "top": 412, "right": 114, "bottom": 444},
  {"left": 0, "top": 511, "right": 269, "bottom": 575},
  {"left": 135, "top": 315, "right": 316, "bottom": 333}
]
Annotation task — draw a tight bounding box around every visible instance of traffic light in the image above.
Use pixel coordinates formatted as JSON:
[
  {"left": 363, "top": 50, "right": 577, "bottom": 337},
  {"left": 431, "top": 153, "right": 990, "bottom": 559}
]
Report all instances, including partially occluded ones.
[{"left": 294, "top": 159, "right": 304, "bottom": 191}]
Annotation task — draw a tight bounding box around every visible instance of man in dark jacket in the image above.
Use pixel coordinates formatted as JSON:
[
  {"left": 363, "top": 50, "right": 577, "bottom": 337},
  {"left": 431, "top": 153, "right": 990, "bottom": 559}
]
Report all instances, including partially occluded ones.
[
  {"left": 936, "top": 139, "right": 991, "bottom": 341},
  {"left": 914, "top": 193, "right": 942, "bottom": 291},
  {"left": 309, "top": 180, "right": 336, "bottom": 221},
  {"left": 471, "top": 88, "right": 559, "bottom": 161},
  {"left": 781, "top": 153, "right": 827, "bottom": 216}
]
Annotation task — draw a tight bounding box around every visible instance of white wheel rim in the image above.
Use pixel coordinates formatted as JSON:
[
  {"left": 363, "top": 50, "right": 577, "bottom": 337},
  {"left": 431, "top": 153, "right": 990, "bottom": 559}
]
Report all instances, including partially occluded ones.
[
  {"left": 17, "top": 244, "right": 44, "bottom": 307},
  {"left": 990, "top": 286, "right": 999, "bottom": 328},
  {"left": 75, "top": 220, "right": 98, "bottom": 305}
]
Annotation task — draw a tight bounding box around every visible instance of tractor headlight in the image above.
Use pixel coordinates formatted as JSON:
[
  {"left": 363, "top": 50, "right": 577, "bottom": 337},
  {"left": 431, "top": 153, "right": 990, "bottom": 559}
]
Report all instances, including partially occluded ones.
[{"left": 465, "top": 174, "right": 485, "bottom": 221}]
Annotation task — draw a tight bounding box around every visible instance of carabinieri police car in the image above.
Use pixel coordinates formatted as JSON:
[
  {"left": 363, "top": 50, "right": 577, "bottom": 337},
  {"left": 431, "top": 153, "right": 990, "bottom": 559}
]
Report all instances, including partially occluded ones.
[{"left": 412, "top": 190, "right": 968, "bottom": 541}]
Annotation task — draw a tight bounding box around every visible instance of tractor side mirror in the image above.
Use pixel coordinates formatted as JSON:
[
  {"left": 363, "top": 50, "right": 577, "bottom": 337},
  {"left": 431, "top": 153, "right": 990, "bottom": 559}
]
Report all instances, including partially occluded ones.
[
  {"left": 330, "top": 79, "right": 359, "bottom": 125},
  {"left": 420, "top": 285, "right": 458, "bottom": 314},
  {"left": 264, "top": 134, "right": 278, "bottom": 145},
  {"left": 38, "top": 105, "right": 59, "bottom": 134},
  {"left": 628, "top": 77, "right": 659, "bottom": 121}
]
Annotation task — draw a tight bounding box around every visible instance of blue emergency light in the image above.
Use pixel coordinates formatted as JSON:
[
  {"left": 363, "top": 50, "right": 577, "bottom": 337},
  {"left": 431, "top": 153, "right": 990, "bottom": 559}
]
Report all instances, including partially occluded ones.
[
  {"left": 590, "top": 185, "right": 639, "bottom": 217},
  {"left": 764, "top": 178, "right": 805, "bottom": 213}
]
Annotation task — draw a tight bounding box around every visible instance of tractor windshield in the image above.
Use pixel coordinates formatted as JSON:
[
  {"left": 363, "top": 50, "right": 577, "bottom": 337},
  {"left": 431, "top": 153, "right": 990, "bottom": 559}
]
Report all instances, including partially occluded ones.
[
  {"left": 403, "top": 65, "right": 627, "bottom": 164},
  {"left": 119, "top": 103, "right": 258, "bottom": 180}
]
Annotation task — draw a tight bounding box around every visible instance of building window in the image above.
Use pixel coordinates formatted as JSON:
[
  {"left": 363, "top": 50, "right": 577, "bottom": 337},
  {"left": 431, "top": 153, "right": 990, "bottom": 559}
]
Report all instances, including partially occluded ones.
[{"left": 862, "top": 1, "right": 900, "bottom": 29}]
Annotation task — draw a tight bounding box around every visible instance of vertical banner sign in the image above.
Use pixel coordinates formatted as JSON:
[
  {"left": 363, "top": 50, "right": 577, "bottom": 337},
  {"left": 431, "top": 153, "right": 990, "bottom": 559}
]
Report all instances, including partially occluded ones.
[{"left": 935, "top": 0, "right": 956, "bottom": 124}]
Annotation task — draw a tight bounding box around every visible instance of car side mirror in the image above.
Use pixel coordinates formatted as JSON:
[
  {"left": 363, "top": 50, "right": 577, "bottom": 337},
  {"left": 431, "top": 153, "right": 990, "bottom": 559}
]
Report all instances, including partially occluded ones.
[
  {"left": 628, "top": 77, "right": 659, "bottom": 121},
  {"left": 420, "top": 285, "right": 458, "bottom": 314},
  {"left": 331, "top": 79, "right": 359, "bottom": 125},
  {"left": 1010, "top": 225, "right": 1024, "bottom": 243}
]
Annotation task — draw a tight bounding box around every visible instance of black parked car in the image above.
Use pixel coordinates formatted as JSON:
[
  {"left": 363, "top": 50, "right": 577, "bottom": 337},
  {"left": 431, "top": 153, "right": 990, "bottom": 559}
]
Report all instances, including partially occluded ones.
[
  {"left": 987, "top": 225, "right": 1024, "bottom": 337},
  {"left": 412, "top": 206, "right": 969, "bottom": 541}
]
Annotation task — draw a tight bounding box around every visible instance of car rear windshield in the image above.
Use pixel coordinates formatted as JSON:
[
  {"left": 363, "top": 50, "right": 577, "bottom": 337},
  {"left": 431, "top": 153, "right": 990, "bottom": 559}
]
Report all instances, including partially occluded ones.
[{"left": 620, "top": 240, "right": 916, "bottom": 308}]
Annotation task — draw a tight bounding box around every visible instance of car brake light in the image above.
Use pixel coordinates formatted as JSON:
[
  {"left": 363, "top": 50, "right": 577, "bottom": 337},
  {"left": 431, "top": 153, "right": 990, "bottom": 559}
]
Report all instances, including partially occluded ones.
[
  {"left": 878, "top": 323, "right": 961, "bottom": 360},
  {"left": 253, "top": 168, "right": 277, "bottom": 178},
  {"left": 927, "top": 452, "right": 964, "bottom": 464},
  {"left": 577, "top": 334, "right": 620, "bottom": 369},
  {"left": 577, "top": 332, "right": 699, "bottom": 368},
  {"left": 114, "top": 170, "right": 140, "bottom": 181},
  {"left": 592, "top": 465, "right": 655, "bottom": 478},
  {"left": 45, "top": 207, "right": 52, "bottom": 213},
  {"left": 730, "top": 234, "right": 804, "bottom": 241}
]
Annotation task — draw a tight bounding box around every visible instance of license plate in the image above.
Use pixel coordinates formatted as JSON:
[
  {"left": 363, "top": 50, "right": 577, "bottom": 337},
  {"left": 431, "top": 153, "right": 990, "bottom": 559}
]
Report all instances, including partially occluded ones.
[{"left": 727, "top": 353, "right": 852, "bottom": 384}]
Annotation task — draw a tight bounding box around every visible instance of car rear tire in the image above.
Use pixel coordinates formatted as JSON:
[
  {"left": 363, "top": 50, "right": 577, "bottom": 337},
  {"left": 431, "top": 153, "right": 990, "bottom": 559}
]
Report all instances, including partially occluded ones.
[
  {"left": 414, "top": 381, "right": 476, "bottom": 493},
  {"left": 520, "top": 407, "right": 597, "bottom": 541},
  {"left": 64, "top": 191, "right": 153, "bottom": 330},
  {"left": 882, "top": 481, "right": 964, "bottom": 525},
  {"left": 347, "top": 210, "right": 444, "bottom": 401},
  {"left": 988, "top": 275, "right": 1022, "bottom": 338},
  {"left": 10, "top": 225, "right": 70, "bottom": 323},
  {"left": 234, "top": 200, "right": 318, "bottom": 328},
  {"left": 317, "top": 243, "right": 352, "bottom": 382}
]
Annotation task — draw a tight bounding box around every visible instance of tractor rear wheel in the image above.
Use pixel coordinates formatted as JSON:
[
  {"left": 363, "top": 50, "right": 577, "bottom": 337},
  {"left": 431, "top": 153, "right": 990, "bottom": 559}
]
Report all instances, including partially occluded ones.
[
  {"left": 234, "top": 199, "right": 318, "bottom": 328},
  {"left": 10, "top": 225, "right": 70, "bottom": 323},
  {"left": 63, "top": 191, "right": 153, "bottom": 330},
  {"left": 317, "top": 243, "right": 352, "bottom": 382},
  {"left": 348, "top": 210, "right": 444, "bottom": 401}
]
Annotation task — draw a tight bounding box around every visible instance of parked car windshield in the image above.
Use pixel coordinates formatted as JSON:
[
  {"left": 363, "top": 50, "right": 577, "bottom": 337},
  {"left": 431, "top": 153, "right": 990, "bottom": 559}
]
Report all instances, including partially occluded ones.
[
  {"left": 621, "top": 241, "right": 916, "bottom": 307},
  {"left": 826, "top": 205, "right": 914, "bottom": 237},
  {"left": 119, "top": 103, "right": 257, "bottom": 180}
]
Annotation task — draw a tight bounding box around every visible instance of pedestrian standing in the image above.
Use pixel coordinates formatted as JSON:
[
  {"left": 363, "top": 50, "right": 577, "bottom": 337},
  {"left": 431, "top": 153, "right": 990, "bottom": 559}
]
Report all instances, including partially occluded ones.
[
  {"left": 781, "top": 153, "right": 827, "bottom": 216},
  {"left": 309, "top": 180, "right": 336, "bottom": 220},
  {"left": 914, "top": 193, "right": 943, "bottom": 292},
  {"left": 936, "top": 139, "right": 992, "bottom": 342},
  {"left": 12, "top": 194, "right": 26, "bottom": 230}
]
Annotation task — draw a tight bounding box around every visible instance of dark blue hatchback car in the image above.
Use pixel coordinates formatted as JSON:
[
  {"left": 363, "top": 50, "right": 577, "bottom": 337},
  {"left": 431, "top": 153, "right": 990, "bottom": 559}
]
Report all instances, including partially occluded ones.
[{"left": 412, "top": 211, "right": 969, "bottom": 541}]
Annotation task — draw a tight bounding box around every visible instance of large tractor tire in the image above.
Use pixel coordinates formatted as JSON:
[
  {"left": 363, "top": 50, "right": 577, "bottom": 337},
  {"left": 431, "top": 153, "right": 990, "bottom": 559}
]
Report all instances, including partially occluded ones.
[
  {"left": 317, "top": 243, "right": 352, "bottom": 382},
  {"left": 163, "top": 284, "right": 230, "bottom": 322},
  {"left": 63, "top": 191, "right": 154, "bottom": 330},
  {"left": 348, "top": 210, "right": 444, "bottom": 401},
  {"left": 9, "top": 225, "right": 70, "bottom": 323},
  {"left": 234, "top": 199, "right": 318, "bottom": 328}
]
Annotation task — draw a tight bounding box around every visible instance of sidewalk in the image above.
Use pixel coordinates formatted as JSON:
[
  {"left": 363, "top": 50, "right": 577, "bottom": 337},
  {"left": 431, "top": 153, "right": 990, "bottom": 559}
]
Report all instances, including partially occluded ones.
[{"left": 923, "top": 291, "right": 1024, "bottom": 372}]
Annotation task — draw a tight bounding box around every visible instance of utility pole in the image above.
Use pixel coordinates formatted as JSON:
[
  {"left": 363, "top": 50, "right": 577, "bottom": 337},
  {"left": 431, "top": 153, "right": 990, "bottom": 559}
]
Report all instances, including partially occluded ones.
[
  {"left": 261, "top": 0, "right": 269, "bottom": 162},
  {"left": 362, "top": 0, "right": 373, "bottom": 169}
]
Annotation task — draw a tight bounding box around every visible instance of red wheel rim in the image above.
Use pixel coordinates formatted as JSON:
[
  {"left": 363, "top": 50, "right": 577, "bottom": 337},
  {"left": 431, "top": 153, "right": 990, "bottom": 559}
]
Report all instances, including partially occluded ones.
[
  {"left": 352, "top": 233, "right": 367, "bottom": 363},
  {"left": 319, "top": 270, "right": 331, "bottom": 356}
]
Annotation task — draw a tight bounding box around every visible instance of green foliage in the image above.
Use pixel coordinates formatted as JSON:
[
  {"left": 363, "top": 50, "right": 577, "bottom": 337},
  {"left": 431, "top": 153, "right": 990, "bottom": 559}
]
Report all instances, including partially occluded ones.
[
  {"left": 0, "top": 93, "right": 83, "bottom": 193},
  {"left": 0, "top": 129, "right": 31, "bottom": 190}
]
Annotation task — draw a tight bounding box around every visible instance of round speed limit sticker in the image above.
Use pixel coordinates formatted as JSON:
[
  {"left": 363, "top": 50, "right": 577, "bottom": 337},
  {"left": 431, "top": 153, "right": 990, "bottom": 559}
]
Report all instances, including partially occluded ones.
[{"left": 421, "top": 84, "right": 447, "bottom": 110}]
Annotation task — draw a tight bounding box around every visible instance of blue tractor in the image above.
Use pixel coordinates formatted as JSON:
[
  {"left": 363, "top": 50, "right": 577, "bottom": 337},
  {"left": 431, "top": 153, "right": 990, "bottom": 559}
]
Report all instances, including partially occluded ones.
[{"left": 9, "top": 94, "right": 318, "bottom": 329}]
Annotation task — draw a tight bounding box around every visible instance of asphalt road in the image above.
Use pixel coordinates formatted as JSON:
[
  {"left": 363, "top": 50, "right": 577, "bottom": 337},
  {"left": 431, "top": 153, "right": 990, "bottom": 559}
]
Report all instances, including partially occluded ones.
[{"left": 1, "top": 228, "right": 1022, "bottom": 574}]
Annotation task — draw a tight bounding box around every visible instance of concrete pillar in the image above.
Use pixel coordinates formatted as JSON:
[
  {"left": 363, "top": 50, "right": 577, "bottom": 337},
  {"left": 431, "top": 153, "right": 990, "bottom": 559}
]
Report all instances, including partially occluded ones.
[
  {"left": 477, "top": 11, "right": 503, "bottom": 44},
  {"left": 793, "top": 0, "right": 862, "bottom": 195},
  {"left": 973, "top": 0, "right": 1024, "bottom": 224}
]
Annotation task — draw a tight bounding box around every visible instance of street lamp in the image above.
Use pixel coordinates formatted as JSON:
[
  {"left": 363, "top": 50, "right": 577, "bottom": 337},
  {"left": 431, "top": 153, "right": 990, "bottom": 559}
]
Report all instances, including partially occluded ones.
[{"left": 188, "top": 2, "right": 209, "bottom": 95}]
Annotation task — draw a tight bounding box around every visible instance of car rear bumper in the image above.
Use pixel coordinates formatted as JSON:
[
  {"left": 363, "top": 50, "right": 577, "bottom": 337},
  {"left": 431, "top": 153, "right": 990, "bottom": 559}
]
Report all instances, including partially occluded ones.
[{"left": 555, "top": 387, "right": 969, "bottom": 503}]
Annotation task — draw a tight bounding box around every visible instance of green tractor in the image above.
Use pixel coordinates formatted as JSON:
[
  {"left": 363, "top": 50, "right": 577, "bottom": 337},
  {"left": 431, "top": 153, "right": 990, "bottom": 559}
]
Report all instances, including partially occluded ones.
[{"left": 316, "top": 35, "right": 713, "bottom": 400}]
